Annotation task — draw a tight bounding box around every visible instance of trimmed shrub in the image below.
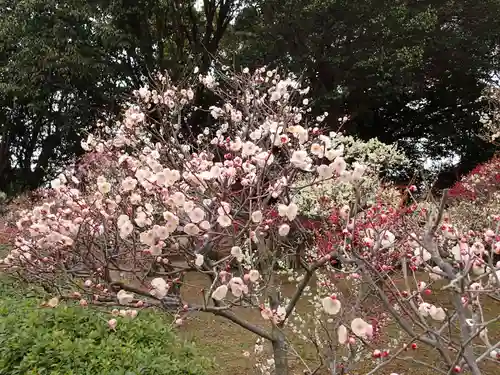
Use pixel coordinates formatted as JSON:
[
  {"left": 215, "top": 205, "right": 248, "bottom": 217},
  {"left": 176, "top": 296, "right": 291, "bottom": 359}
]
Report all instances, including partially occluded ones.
[{"left": 0, "top": 281, "right": 211, "bottom": 375}]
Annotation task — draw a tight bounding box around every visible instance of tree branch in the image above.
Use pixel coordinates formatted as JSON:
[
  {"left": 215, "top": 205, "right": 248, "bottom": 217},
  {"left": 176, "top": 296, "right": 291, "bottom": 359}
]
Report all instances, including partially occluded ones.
[{"left": 281, "top": 255, "right": 331, "bottom": 326}]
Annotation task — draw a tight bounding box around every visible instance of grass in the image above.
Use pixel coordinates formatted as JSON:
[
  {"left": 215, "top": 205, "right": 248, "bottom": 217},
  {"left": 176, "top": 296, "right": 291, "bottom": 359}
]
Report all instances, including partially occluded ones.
[{"left": 0, "top": 276, "right": 213, "bottom": 375}]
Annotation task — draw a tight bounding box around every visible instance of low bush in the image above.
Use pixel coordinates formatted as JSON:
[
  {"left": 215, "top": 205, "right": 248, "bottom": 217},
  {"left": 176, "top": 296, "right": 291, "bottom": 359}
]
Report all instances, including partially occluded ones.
[{"left": 0, "top": 281, "right": 211, "bottom": 375}]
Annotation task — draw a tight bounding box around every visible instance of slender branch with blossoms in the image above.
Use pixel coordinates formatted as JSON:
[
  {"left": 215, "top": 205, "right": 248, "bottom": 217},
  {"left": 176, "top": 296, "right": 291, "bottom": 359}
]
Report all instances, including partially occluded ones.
[
  {"left": 2, "top": 67, "right": 499, "bottom": 375},
  {"left": 287, "top": 186, "right": 500, "bottom": 375}
]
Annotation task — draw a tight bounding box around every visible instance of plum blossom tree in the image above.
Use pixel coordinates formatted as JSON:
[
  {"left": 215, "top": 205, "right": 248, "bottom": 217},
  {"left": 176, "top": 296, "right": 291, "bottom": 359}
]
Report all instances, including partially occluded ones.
[
  {"left": 2, "top": 67, "right": 500, "bottom": 375},
  {"left": 287, "top": 190, "right": 500, "bottom": 375}
]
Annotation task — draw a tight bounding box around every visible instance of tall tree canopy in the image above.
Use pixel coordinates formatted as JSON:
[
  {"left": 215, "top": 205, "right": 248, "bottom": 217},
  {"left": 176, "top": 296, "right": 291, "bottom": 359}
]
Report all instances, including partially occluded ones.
[
  {"left": 1, "top": 0, "right": 500, "bottom": 194},
  {"left": 0, "top": 0, "right": 239, "bottom": 194},
  {"left": 226, "top": 0, "right": 500, "bottom": 181}
]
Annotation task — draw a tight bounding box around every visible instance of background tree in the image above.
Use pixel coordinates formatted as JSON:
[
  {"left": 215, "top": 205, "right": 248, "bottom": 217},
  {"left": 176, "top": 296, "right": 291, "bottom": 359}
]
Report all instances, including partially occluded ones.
[
  {"left": 0, "top": 0, "right": 239, "bottom": 195},
  {"left": 2, "top": 0, "right": 500, "bottom": 194},
  {"left": 225, "top": 0, "right": 500, "bottom": 184},
  {"left": 0, "top": 0, "right": 123, "bottom": 193}
]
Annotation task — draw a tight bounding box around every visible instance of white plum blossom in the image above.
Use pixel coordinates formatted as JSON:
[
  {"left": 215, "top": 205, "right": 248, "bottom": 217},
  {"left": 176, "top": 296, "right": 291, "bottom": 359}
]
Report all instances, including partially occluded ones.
[
  {"left": 413, "top": 247, "right": 432, "bottom": 265},
  {"left": 337, "top": 325, "right": 348, "bottom": 344},
  {"left": 229, "top": 277, "right": 248, "bottom": 297},
  {"left": 429, "top": 266, "right": 444, "bottom": 281},
  {"left": 251, "top": 210, "right": 263, "bottom": 223},
  {"left": 121, "top": 177, "right": 138, "bottom": 192},
  {"left": 248, "top": 270, "right": 260, "bottom": 282},
  {"left": 97, "top": 176, "right": 111, "bottom": 194},
  {"left": 278, "top": 203, "right": 299, "bottom": 221},
  {"left": 418, "top": 302, "right": 432, "bottom": 317},
  {"left": 184, "top": 223, "right": 201, "bottom": 236},
  {"left": 195, "top": 254, "right": 204, "bottom": 267},
  {"left": 129, "top": 193, "right": 142, "bottom": 205},
  {"left": 325, "top": 146, "right": 343, "bottom": 161},
  {"left": 242, "top": 141, "right": 259, "bottom": 157},
  {"left": 253, "top": 152, "right": 274, "bottom": 167},
  {"left": 118, "top": 215, "right": 134, "bottom": 239},
  {"left": 135, "top": 211, "right": 151, "bottom": 227},
  {"left": 351, "top": 318, "right": 372, "bottom": 338},
  {"left": 331, "top": 156, "right": 346, "bottom": 175},
  {"left": 317, "top": 164, "right": 334, "bottom": 180},
  {"left": 288, "top": 125, "right": 308, "bottom": 143},
  {"left": 429, "top": 306, "right": 446, "bottom": 321},
  {"left": 163, "top": 211, "right": 179, "bottom": 232},
  {"left": 188, "top": 207, "right": 205, "bottom": 223},
  {"left": 380, "top": 230, "right": 396, "bottom": 248},
  {"left": 10, "top": 67, "right": 494, "bottom": 375},
  {"left": 50, "top": 177, "right": 63, "bottom": 189},
  {"left": 139, "top": 230, "right": 155, "bottom": 245},
  {"left": 290, "top": 150, "right": 312, "bottom": 170},
  {"left": 117, "top": 290, "right": 134, "bottom": 305},
  {"left": 199, "top": 220, "right": 211, "bottom": 230},
  {"left": 217, "top": 202, "right": 231, "bottom": 215},
  {"left": 231, "top": 246, "right": 244, "bottom": 262},
  {"left": 170, "top": 192, "right": 186, "bottom": 207},
  {"left": 211, "top": 285, "right": 228, "bottom": 301},
  {"left": 183, "top": 200, "right": 195, "bottom": 213},
  {"left": 153, "top": 225, "right": 169, "bottom": 240},
  {"left": 230, "top": 137, "right": 243, "bottom": 152},
  {"left": 321, "top": 296, "right": 341, "bottom": 315},
  {"left": 351, "top": 162, "right": 366, "bottom": 180},
  {"left": 217, "top": 215, "right": 232, "bottom": 228},
  {"left": 150, "top": 278, "right": 169, "bottom": 298},
  {"left": 310, "top": 143, "right": 324, "bottom": 157},
  {"left": 278, "top": 223, "right": 290, "bottom": 236}
]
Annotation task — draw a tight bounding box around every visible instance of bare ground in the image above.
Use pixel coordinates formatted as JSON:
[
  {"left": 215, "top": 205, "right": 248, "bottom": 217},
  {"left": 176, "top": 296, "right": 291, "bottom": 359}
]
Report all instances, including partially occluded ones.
[{"left": 177, "top": 271, "right": 500, "bottom": 375}]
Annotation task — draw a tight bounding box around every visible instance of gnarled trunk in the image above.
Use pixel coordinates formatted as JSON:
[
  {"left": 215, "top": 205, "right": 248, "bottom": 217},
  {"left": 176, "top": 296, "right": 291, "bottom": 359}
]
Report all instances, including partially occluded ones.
[{"left": 272, "top": 326, "right": 289, "bottom": 375}]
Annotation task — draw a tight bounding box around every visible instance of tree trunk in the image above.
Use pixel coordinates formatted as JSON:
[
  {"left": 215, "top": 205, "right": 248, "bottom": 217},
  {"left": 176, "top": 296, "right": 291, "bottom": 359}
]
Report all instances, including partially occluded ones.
[
  {"left": 268, "top": 285, "right": 289, "bottom": 375},
  {"left": 272, "top": 326, "right": 289, "bottom": 375}
]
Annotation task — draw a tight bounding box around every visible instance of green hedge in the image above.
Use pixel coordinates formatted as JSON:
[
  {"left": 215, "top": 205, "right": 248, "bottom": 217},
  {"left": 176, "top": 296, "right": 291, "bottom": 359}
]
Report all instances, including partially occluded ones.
[{"left": 0, "top": 280, "right": 211, "bottom": 375}]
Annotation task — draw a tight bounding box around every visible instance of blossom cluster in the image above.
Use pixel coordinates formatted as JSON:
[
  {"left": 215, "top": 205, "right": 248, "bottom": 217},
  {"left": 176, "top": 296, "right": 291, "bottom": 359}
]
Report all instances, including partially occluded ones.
[
  {"left": 2, "top": 66, "right": 500, "bottom": 375},
  {"left": 447, "top": 157, "right": 500, "bottom": 232},
  {"left": 4, "top": 68, "right": 368, "bottom": 320},
  {"left": 285, "top": 177, "right": 500, "bottom": 373},
  {"left": 293, "top": 135, "right": 407, "bottom": 217}
]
